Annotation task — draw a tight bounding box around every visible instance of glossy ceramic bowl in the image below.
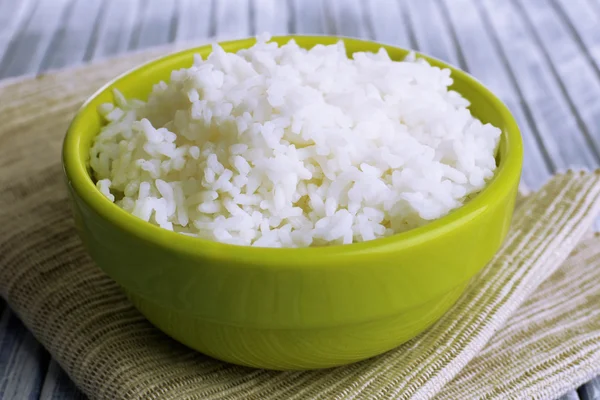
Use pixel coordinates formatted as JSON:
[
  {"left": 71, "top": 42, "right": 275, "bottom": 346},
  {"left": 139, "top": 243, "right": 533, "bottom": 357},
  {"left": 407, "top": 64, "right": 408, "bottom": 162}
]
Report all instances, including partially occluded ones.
[{"left": 63, "top": 36, "right": 523, "bottom": 370}]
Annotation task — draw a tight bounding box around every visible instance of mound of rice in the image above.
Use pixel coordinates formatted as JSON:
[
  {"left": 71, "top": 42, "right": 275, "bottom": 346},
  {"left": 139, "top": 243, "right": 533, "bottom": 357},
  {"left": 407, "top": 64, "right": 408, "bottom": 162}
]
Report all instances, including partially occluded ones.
[{"left": 90, "top": 34, "right": 501, "bottom": 248}]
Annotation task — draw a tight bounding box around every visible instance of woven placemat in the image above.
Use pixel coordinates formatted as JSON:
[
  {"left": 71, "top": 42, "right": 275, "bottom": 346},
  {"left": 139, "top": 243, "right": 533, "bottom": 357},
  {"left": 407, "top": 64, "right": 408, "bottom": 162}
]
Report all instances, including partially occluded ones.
[{"left": 1, "top": 45, "right": 600, "bottom": 400}]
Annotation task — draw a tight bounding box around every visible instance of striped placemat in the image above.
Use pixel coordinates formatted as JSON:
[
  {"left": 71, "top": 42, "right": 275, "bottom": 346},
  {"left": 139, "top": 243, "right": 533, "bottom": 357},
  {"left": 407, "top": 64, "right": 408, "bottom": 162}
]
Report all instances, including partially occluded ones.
[{"left": 1, "top": 49, "right": 600, "bottom": 399}]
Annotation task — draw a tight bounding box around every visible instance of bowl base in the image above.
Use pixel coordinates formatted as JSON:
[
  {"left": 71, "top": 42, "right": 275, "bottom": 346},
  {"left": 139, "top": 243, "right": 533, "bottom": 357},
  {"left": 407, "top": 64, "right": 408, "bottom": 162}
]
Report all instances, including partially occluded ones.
[{"left": 127, "top": 282, "right": 467, "bottom": 370}]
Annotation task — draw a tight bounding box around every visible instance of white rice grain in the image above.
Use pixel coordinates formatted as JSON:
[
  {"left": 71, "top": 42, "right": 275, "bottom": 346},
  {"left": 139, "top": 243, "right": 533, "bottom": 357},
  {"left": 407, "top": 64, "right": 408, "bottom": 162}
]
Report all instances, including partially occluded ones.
[{"left": 89, "top": 34, "right": 501, "bottom": 247}]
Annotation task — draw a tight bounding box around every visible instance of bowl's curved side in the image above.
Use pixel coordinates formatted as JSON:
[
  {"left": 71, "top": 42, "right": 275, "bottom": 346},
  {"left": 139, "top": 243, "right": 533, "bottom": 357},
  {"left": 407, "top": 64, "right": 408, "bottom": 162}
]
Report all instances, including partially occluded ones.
[
  {"left": 127, "top": 282, "right": 468, "bottom": 370},
  {"left": 67, "top": 170, "right": 518, "bottom": 329}
]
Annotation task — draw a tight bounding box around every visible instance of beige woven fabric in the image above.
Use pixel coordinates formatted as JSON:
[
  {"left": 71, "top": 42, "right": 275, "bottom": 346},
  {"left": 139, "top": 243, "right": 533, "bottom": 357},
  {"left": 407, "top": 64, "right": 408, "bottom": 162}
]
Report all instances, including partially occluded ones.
[{"left": 1, "top": 46, "right": 600, "bottom": 400}]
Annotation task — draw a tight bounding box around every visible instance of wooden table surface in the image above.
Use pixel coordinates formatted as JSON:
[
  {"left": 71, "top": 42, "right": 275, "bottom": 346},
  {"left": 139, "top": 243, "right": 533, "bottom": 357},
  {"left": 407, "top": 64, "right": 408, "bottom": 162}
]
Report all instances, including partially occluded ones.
[{"left": 1, "top": 0, "right": 600, "bottom": 399}]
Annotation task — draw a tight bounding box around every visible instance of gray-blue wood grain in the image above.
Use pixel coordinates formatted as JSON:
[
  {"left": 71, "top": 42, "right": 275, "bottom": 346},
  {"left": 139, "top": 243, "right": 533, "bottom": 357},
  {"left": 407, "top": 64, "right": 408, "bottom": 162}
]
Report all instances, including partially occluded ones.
[
  {"left": 0, "top": 301, "right": 48, "bottom": 399},
  {"left": 290, "top": 0, "right": 326, "bottom": 35},
  {"left": 517, "top": 0, "right": 600, "bottom": 161},
  {"left": 39, "top": 360, "right": 86, "bottom": 400},
  {"left": 405, "top": 0, "right": 461, "bottom": 67},
  {"left": 441, "top": 0, "right": 553, "bottom": 187},
  {"left": 364, "top": 0, "right": 411, "bottom": 47},
  {"left": 0, "top": 0, "right": 599, "bottom": 399},
  {"left": 91, "top": 0, "right": 143, "bottom": 60},
  {"left": 482, "top": 0, "right": 599, "bottom": 169}
]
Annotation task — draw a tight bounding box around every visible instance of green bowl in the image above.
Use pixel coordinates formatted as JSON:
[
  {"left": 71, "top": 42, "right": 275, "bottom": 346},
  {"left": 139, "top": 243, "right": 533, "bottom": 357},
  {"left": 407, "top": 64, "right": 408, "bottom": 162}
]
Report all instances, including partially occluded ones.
[{"left": 62, "top": 36, "right": 523, "bottom": 370}]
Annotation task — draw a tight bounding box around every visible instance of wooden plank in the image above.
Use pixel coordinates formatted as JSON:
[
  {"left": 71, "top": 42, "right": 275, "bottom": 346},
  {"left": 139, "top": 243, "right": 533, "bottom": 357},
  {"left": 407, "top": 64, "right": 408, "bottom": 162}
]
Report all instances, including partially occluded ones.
[
  {"left": 554, "top": 0, "right": 600, "bottom": 212},
  {"left": 88, "top": 0, "right": 143, "bottom": 60},
  {"left": 253, "top": 0, "right": 289, "bottom": 36},
  {"left": 173, "top": 0, "right": 213, "bottom": 43},
  {"left": 363, "top": 0, "right": 411, "bottom": 48},
  {"left": 440, "top": 0, "right": 552, "bottom": 188},
  {"left": 579, "top": 376, "right": 600, "bottom": 400},
  {"left": 516, "top": 0, "right": 600, "bottom": 162},
  {"left": 585, "top": 0, "right": 600, "bottom": 19},
  {"left": 560, "top": 391, "right": 583, "bottom": 400},
  {"left": 132, "top": 0, "right": 177, "bottom": 49},
  {"left": 479, "top": 0, "right": 599, "bottom": 170},
  {"left": 0, "top": 0, "right": 36, "bottom": 62},
  {"left": 37, "top": 0, "right": 105, "bottom": 71},
  {"left": 403, "top": 0, "right": 460, "bottom": 66},
  {"left": 326, "top": 0, "right": 370, "bottom": 38},
  {"left": 0, "top": 0, "right": 72, "bottom": 79},
  {"left": 0, "top": 306, "right": 48, "bottom": 399},
  {"left": 553, "top": 0, "right": 600, "bottom": 72},
  {"left": 214, "top": 0, "right": 251, "bottom": 38},
  {"left": 39, "top": 360, "right": 86, "bottom": 400},
  {"left": 290, "top": 0, "right": 327, "bottom": 34}
]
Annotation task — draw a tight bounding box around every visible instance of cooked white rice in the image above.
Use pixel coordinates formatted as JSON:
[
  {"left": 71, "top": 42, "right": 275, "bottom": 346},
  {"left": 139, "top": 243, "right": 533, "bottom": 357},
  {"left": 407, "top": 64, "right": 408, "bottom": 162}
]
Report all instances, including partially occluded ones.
[{"left": 89, "top": 34, "right": 501, "bottom": 248}]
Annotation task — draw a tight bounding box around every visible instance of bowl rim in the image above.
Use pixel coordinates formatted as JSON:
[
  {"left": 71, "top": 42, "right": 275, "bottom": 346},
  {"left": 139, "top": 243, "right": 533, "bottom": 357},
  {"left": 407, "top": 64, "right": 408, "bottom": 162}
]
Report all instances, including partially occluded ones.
[{"left": 62, "top": 35, "right": 523, "bottom": 266}]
